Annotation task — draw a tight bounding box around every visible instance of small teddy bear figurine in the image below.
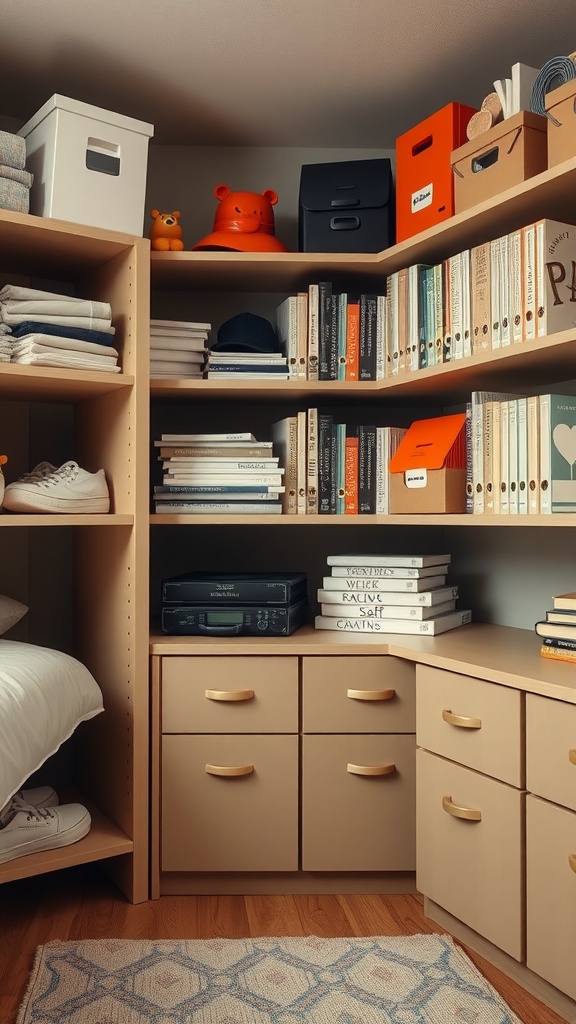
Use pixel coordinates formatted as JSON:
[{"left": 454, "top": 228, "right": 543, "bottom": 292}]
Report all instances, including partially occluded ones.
[{"left": 149, "top": 210, "right": 185, "bottom": 251}]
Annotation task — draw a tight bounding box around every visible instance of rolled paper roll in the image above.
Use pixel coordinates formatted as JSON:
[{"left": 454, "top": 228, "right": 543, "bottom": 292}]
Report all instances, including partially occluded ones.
[
  {"left": 481, "top": 91, "right": 503, "bottom": 124},
  {"left": 466, "top": 108, "right": 493, "bottom": 140}
]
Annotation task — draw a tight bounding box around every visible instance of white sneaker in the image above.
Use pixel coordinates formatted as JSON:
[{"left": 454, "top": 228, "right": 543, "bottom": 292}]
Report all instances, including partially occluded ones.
[
  {"left": 4, "top": 786, "right": 59, "bottom": 812},
  {"left": 17, "top": 461, "right": 58, "bottom": 482},
  {"left": 0, "top": 801, "right": 91, "bottom": 863},
  {"left": 3, "top": 460, "right": 110, "bottom": 513}
]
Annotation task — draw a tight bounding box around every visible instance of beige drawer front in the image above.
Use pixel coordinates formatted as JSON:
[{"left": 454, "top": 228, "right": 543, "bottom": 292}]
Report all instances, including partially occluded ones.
[
  {"left": 162, "top": 656, "right": 298, "bottom": 733},
  {"left": 302, "top": 734, "right": 415, "bottom": 871},
  {"left": 527, "top": 795, "right": 576, "bottom": 1000},
  {"left": 416, "top": 748, "right": 524, "bottom": 961},
  {"left": 302, "top": 656, "right": 415, "bottom": 733},
  {"left": 162, "top": 734, "right": 298, "bottom": 872},
  {"left": 416, "top": 665, "right": 523, "bottom": 787},
  {"left": 526, "top": 694, "right": 576, "bottom": 811}
]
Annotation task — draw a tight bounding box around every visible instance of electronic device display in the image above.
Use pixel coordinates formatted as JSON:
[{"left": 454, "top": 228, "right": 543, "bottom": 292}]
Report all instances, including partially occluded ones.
[{"left": 161, "top": 598, "right": 308, "bottom": 636}]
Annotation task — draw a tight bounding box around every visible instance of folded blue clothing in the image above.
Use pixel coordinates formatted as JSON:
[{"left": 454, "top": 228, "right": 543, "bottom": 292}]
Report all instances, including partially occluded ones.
[{"left": 9, "top": 321, "right": 115, "bottom": 346}]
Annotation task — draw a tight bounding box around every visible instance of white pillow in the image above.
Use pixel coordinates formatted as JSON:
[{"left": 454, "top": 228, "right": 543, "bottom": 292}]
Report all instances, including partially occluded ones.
[
  {"left": 0, "top": 594, "right": 29, "bottom": 635},
  {"left": 0, "top": 639, "right": 104, "bottom": 810}
]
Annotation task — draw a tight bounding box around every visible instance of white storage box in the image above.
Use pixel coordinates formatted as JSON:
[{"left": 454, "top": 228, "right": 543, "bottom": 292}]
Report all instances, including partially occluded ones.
[{"left": 18, "top": 94, "right": 154, "bottom": 236}]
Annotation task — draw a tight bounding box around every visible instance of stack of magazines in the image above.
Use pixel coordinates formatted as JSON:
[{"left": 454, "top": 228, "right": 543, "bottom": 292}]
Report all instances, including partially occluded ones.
[
  {"left": 153, "top": 431, "right": 285, "bottom": 513},
  {"left": 535, "top": 591, "right": 576, "bottom": 664},
  {"left": 150, "top": 318, "right": 211, "bottom": 378},
  {"left": 203, "top": 350, "right": 290, "bottom": 379},
  {"left": 314, "top": 553, "right": 471, "bottom": 635}
]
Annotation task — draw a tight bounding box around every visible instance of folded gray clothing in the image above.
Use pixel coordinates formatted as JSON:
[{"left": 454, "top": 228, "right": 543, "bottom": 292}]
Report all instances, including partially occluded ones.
[
  {"left": 0, "top": 298, "right": 112, "bottom": 320},
  {"left": 0, "top": 164, "right": 33, "bottom": 187},
  {"left": 0, "top": 177, "right": 29, "bottom": 214},
  {"left": 11, "top": 334, "right": 119, "bottom": 359},
  {"left": 0, "top": 130, "right": 26, "bottom": 171},
  {"left": 10, "top": 321, "right": 115, "bottom": 344},
  {"left": 1, "top": 312, "right": 112, "bottom": 331},
  {"left": 11, "top": 351, "right": 121, "bottom": 372},
  {"left": 0, "top": 284, "right": 102, "bottom": 303},
  {"left": 0, "top": 323, "right": 11, "bottom": 335}
]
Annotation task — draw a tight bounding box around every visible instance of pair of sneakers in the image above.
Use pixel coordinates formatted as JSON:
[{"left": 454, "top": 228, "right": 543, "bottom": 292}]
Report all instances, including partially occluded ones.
[
  {"left": 0, "top": 786, "right": 91, "bottom": 864},
  {"left": 2, "top": 460, "right": 110, "bottom": 513}
]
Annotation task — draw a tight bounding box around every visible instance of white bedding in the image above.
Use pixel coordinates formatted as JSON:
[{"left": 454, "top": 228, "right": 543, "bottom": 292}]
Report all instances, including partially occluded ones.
[{"left": 0, "top": 639, "right": 104, "bottom": 810}]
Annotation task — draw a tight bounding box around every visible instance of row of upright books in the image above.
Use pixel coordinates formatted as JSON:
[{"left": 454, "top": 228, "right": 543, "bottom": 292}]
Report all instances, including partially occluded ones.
[
  {"left": 535, "top": 591, "right": 576, "bottom": 664},
  {"left": 271, "top": 413, "right": 407, "bottom": 515},
  {"left": 314, "top": 553, "right": 471, "bottom": 635},
  {"left": 468, "top": 391, "right": 576, "bottom": 515},
  {"left": 274, "top": 218, "right": 576, "bottom": 382}
]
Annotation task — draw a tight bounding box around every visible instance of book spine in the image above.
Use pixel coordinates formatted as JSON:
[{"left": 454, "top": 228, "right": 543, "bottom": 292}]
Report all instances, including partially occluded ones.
[
  {"left": 500, "top": 399, "right": 510, "bottom": 514},
  {"left": 154, "top": 485, "right": 283, "bottom": 495},
  {"left": 549, "top": 392, "right": 576, "bottom": 512},
  {"left": 540, "top": 645, "right": 576, "bottom": 663},
  {"left": 483, "top": 400, "right": 495, "bottom": 514},
  {"left": 490, "top": 237, "right": 501, "bottom": 350},
  {"left": 449, "top": 252, "right": 463, "bottom": 359},
  {"left": 471, "top": 394, "right": 485, "bottom": 514},
  {"left": 509, "top": 229, "right": 523, "bottom": 344},
  {"left": 471, "top": 242, "right": 490, "bottom": 355},
  {"left": 375, "top": 427, "right": 389, "bottom": 515},
  {"left": 517, "top": 396, "right": 528, "bottom": 514},
  {"left": 155, "top": 502, "right": 282, "bottom": 514},
  {"left": 538, "top": 393, "right": 551, "bottom": 513},
  {"left": 335, "top": 423, "right": 346, "bottom": 515},
  {"left": 344, "top": 435, "right": 359, "bottom": 514},
  {"left": 317, "top": 586, "right": 459, "bottom": 606},
  {"left": 465, "top": 401, "right": 473, "bottom": 513},
  {"left": 461, "top": 249, "right": 472, "bottom": 358},
  {"left": 491, "top": 399, "right": 502, "bottom": 515},
  {"left": 375, "top": 293, "right": 387, "bottom": 379},
  {"left": 541, "top": 635, "right": 576, "bottom": 653},
  {"left": 276, "top": 295, "right": 298, "bottom": 379},
  {"left": 318, "top": 413, "right": 333, "bottom": 514},
  {"left": 433, "top": 262, "right": 443, "bottom": 365},
  {"left": 306, "top": 407, "right": 319, "bottom": 514},
  {"left": 318, "top": 281, "right": 334, "bottom": 380},
  {"left": 359, "top": 294, "right": 378, "bottom": 380},
  {"left": 296, "top": 409, "right": 307, "bottom": 514},
  {"left": 159, "top": 446, "right": 272, "bottom": 458},
  {"left": 345, "top": 300, "right": 360, "bottom": 381},
  {"left": 358, "top": 425, "right": 377, "bottom": 513},
  {"left": 396, "top": 270, "right": 408, "bottom": 374},
  {"left": 442, "top": 258, "right": 452, "bottom": 361},
  {"left": 337, "top": 292, "right": 347, "bottom": 381},
  {"left": 523, "top": 223, "right": 537, "bottom": 341},
  {"left": 307, "top": 283, "right": 319, "bottom": 380},
  {"left": 527, "top": 394, "right": 540, "bottom": 514},
  {"left": 508, "top": 398, "right": 519, "bottom": 514},
  {"left": 296, "top": 291, "right": 308, "bottom": 378},
  {"left": 499, "top": 234, "right": 510, "bottom": 347},
  {"left": 387, "top": 273, "right": 399, "bottom": 375}
]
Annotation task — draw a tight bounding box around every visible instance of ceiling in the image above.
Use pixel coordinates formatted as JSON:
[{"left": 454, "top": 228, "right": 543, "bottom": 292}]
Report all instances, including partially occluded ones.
[{"left": 1, "top": 0, "right": 574, "bottom": 148}]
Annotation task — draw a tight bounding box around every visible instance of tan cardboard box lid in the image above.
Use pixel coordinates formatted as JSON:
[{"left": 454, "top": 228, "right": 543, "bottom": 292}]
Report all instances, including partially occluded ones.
[
  {"left": 545, "top": 77, "right": 576, "bottom": 116},
  {"left": 451, "top": 110, "right": 547, "bottom": 165}
]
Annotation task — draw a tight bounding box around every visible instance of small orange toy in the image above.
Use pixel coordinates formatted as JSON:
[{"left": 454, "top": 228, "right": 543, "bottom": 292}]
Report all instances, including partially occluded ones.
[
  {"left": 149, "top": 210, "right": 185, "bottom": 251},
  {"left": 193, "top": 184, "right": 288, "bottom": 252}
]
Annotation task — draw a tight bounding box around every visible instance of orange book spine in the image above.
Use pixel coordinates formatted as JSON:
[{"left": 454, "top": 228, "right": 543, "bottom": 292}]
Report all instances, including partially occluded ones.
[
  {"left": 345, "top": 302, "right": 360, "bottom": 381},
  {"left": 345, "top": 436, "right": 359, "bottom": 514},
  {"left": 540, "top": 645, "right": 576, "bottom": 663}
]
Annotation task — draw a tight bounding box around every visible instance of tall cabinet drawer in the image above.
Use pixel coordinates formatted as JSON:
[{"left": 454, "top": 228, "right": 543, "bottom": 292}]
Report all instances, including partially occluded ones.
[
  {"left": 526, "top": 694, "right": 576, "bottom": 811},
  {"left": 417, "top": 665, "right": 523, "bottom": 787},
  {"left": 416, "top": 747, "right": 524, "bottom": 961}
]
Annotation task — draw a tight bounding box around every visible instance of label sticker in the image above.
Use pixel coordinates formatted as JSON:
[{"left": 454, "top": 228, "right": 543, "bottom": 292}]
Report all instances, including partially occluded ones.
[
  {"left": 411, "top": 184, "right": 433, "bottom": 213},
  {"left": 405, "top": 468, "right": 428, "bottom": 489}
]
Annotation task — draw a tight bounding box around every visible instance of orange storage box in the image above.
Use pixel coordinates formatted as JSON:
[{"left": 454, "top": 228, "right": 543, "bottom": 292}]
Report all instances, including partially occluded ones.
[
  {"left": 395, "top": 102, "right": 476, "bottom": 243},
  {"left": 546, "top": 79, "right": 576, "bottom": 166},
  {"left": 389, "top": 412, "right": 467, "bottom": 514}
]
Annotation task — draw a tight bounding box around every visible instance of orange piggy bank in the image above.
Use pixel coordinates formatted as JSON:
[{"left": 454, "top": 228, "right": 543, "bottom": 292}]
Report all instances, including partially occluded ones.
[{"left": 193, "top": 184, "right": 288, "bottom": 252}]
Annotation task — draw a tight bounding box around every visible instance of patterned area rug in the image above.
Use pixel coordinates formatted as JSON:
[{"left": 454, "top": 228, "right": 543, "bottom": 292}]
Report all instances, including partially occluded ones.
[{"left": 17, "top": 933, "right": 521, "bottom": 1023}]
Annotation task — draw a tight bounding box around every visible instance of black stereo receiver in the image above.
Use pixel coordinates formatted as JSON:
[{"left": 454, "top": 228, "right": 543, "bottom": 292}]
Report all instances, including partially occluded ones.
[{"left": 162, "top": 597, "right": 308, "bottom": 636}]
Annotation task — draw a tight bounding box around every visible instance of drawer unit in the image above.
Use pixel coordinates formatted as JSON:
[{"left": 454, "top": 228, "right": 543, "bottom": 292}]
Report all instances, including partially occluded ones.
[
  {"left": 416, "top": 665, "right": 523, "bottom": 787},
  {"left": 526, "top": 794, "right": 576, "bottom": 1001},
  {"left": 162, "top": 733, "right": 299, "bottom": 872},
  {"left": 162, "top": 656, "right": 298, "bottom": 733},
  {"left": 526, "top": 694, "right": 576, "bottom": 811},
  {"left": 416, "top": 747, "right": 524, "bottom": 960},
  {"left": 302, "top": 656, "right": 415, "bottom": 733},
  {"left": 302, "top": 733, "right": 416, "bottom": 870}
]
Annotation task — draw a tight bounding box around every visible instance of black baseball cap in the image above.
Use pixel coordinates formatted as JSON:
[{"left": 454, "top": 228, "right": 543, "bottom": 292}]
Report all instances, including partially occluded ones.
[{"left": 211, "top": 312, "right": 280, "bottom": 353}]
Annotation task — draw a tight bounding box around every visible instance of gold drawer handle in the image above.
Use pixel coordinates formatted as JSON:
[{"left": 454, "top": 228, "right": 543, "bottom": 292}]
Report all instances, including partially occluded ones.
[
  {"left": 442, "top": 709, "right": 482, "bottom": 729},
  {"left": 569, "top": 749, "right": 576, "bottom": 766},
  {"left": 347, "top": 762, "right": 396, "bottom": 776},
  {"left": 205, "top": 764, "right": 254, "bottom": 777},
  {"left": 347, "top": 688, "right": 396, "bottom": 701},
  {"left": 569, "top": 854, "right": 576, "bottom": 873},
  {"left": 442, "top": 794, "right": 482, "bottom": 821},
  {"left": 205, "top": 689, "right": 254, "bottom": 702}
]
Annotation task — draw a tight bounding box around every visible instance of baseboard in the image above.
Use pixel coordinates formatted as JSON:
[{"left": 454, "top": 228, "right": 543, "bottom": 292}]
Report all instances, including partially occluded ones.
[{"left": 158, "top": 871, "right": 417, "bottom": 896}]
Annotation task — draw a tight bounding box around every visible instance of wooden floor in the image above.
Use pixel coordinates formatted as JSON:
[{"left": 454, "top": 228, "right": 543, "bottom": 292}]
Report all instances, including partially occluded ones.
[{"left": 0, "top": 864, "right": 568, "bottom": 1024}]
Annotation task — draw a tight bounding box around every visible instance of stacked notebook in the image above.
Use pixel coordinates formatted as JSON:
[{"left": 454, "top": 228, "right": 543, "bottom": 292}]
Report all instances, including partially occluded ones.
[
  {"left": 150, "top": 318, "right": 211, "bottom": 378},
  {"left": 315, "top": 553, "right": 471, "bottom": 635},
  {"left": 153, "top": 431, "right": 285, "bottom": 513}
]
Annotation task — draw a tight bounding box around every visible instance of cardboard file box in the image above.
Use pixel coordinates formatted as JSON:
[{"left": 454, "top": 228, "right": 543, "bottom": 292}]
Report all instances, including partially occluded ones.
[
  {"left": 18, "top": 94, "right": 154, "bottom": 236},
  {"left": 451, "top": 111, "right": 547, "bottom": 214},
  {"left": 546, "top": 79, "right": 576, "bottom": 166},
  {"left": 395, "top": 102, "right": 476, "bottom": 242},
  {"left": 298, "top": 158, "right": 393, "bottom": 252},
  {"left": 389, "top": 412, "right": 467, "bottom": 514}
]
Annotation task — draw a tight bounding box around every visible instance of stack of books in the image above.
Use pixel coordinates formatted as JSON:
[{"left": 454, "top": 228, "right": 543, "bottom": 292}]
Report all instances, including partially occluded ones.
[
  {"left": 150, "top": 318, "right": 211, "bottom": 378},
  {"left": 153, "top": 431, "right": 285, "bottom": 514},
  {"left": 203, "top": 350, "right": 290, "bottom": 380},
  {"left": 535, "top": 592, "right": 576, "bottom": 664},
  {"left": 314, "top": 553, "right": 471, "bottom": 635}
]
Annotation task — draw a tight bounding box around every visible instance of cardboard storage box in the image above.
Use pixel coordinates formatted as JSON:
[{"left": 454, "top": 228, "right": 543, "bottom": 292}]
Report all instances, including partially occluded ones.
[
  {"left": 395, "top": 102, "right": 477, "bottom": 242},
  {"left": 18, "top": 94, "right": 154, "bottom": 236},
  {"left": 451, "top": 110, "right": 547, "bottom": 214},
  {"left": 389, "top": 412, "right": 467, "bottom": 514},
  {"left": 546, "top": 79, "right": 576, "bottom": 167}
]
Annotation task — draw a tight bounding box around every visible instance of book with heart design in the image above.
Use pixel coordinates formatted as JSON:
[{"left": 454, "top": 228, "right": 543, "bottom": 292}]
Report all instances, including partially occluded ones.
[{"left": 539, "top": 393, "right": 576, "bottom": 513}]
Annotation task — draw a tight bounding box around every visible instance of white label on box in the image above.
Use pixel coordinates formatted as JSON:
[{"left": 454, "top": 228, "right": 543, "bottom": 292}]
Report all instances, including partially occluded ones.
[
  {"left": 405, "top": 468, "right": 428, "bottom": 488},
  {"left": 411, "top": 184, "right": 433, "bottom": 213}
]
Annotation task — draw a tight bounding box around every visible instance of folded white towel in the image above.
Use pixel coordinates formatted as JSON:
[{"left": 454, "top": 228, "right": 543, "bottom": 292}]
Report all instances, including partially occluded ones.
[
  {"left": 11, "top": 352, "right": 121, "bottom": 373},
  {"left": 1, "top": 299, "right": 111, "bottom": 320},
  {"left": 11, "top": 333, "right": 119, "bottom": 358},
  {"left": 1, "top": 312, "right": 112, "bottom": 331}
]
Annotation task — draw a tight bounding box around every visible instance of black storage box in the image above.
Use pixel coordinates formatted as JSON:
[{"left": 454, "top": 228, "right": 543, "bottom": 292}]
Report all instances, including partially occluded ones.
[{"left": 298, "top": 158, "right": 394, "bottom": 253}]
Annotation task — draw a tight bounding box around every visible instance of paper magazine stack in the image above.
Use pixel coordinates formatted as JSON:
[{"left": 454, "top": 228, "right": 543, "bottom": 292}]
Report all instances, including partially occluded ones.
[
  {"left": 153, "top": 431, "right": 285, "bottom": 514},
  {"left": 150, "top": 318, "right": 211, "bottom": 379},
  {"left": 535, "top": 590, "right": 576, "bottom": 664},
  {"left": 315, "top": 553, "right": 471, "bottom": 635}
]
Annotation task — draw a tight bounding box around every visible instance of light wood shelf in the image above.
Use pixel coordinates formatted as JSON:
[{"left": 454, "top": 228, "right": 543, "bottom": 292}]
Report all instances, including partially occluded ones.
[{"left": 150, "top": 512, "right": 576, "bottom": 527}]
